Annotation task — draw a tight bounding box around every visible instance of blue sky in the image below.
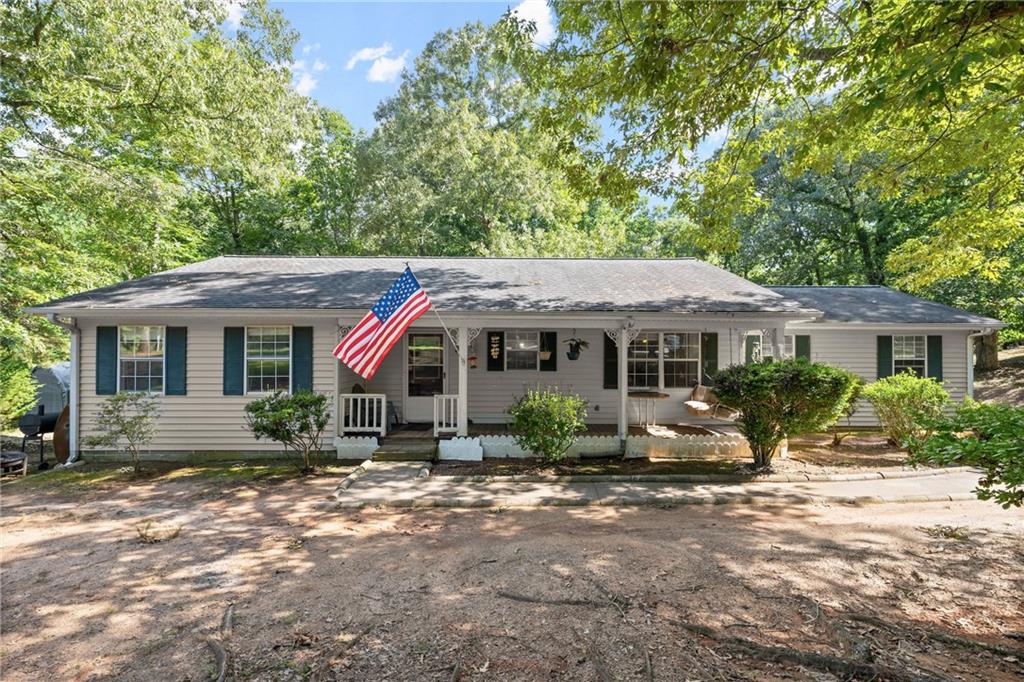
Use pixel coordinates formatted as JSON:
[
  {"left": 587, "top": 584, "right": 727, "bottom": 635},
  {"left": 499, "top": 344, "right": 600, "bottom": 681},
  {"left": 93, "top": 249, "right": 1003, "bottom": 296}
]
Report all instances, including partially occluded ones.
[
  {"left": 266, "top": 1, "right": 535, "bottom": 132},
  {"left": 240, "top": 2, "right": 723, "bottom": 159}
]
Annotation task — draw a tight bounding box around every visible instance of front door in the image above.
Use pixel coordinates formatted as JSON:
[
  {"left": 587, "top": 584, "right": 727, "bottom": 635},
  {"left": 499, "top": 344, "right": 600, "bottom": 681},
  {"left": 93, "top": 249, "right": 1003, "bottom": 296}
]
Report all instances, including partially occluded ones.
[{"left": 405, "top": 332, "right": 445, "bottom": 422}]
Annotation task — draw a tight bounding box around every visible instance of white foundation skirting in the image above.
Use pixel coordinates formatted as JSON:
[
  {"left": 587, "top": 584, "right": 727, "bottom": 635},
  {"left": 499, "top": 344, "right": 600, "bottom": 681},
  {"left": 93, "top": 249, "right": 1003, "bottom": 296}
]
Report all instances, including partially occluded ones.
[
  {"left": 477, "top": 434, "right": 621, "bottom": 459},
  {"left": 624, "top": 434, "right": 751, "bottom": 460},
  {"left": 438, "top": 437, "right": 484, "bottom": 461},
  {"left": 334, "top": 436, "right": 380, "bottom": 459}
]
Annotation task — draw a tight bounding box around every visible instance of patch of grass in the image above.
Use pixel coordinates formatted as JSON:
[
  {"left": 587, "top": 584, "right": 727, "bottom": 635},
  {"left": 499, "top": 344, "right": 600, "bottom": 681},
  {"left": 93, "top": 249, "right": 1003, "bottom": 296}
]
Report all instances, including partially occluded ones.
[
  {"left": 3, "top": 466, "right": 130, "bottom": 489},
  {"left": 3, "top": 460, "right": 353, "bottom": 493},
  {"left": 922, "top": 525, "right": 970, "bottom": 541},
  {"left": 136, "top": 520, "right": 182, "bottom": 543}
]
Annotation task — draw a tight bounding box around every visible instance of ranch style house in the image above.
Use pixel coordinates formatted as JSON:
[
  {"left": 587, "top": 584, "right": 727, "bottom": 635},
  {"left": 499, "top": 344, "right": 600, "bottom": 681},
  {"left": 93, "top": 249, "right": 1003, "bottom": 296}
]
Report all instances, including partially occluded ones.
[{"left": 27, "top": 256, "right": 1003, "bottom": 461}]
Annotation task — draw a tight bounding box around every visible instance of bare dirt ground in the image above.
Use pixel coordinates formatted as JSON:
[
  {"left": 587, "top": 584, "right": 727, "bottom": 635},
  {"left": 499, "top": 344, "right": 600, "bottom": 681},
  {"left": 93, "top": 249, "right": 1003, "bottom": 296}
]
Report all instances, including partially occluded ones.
[
  {"left": 2, "top": 466, "right": 1023, "bottom": 681},
  {"left": 975, "top": 347, "right": 1024, "bottom": 407}
]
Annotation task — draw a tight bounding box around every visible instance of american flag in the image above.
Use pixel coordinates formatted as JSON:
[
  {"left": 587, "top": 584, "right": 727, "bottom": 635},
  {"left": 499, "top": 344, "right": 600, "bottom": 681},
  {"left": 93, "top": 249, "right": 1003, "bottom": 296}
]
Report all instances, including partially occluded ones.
[{"left": 333, "top": 267, "right": 433, "bottom": 380}]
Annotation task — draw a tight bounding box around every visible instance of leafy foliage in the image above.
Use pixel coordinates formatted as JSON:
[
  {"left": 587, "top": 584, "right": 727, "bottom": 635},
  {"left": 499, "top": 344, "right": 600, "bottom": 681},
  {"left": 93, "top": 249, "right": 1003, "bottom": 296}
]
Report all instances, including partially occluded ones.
[
  {"left": 244, "top": 391, "right": 330, "bottom": 472},
  {"left": 713, "top": 360, "right": 860, "bottom": 469},
  {"left": 507, "top": 388, "right": 588, "bottom": 463},
  {"left": 511, "top": 1, "right": 1024, "bottom": 312},
  {"left": 909, "top": 402, "right": 1024, "bottom": 508},
  {"left": 84, "top": 392, "right": 159, "bottom": 473},
  {"left": 862, "top": 373, "right": 950, "bottom": 447},
  {"left": 0, "top": 350, "right": 39, "bottom": 430},
  {"left": 830, "top": 374, "right": 865, "bottom": 446}
]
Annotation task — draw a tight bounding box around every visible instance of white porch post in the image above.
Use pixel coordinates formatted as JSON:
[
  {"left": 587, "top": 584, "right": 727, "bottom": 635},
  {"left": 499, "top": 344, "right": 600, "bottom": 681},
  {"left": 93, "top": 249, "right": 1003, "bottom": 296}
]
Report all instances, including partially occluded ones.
[
  {"left": 771, "top": 326, "right": 785, "bottom": 359},
  {"left": 617, "top": 324, "right": 629, "bottom": 441},
  {"left": 457, "top": 325, "right": 469, "bottom": 437}
]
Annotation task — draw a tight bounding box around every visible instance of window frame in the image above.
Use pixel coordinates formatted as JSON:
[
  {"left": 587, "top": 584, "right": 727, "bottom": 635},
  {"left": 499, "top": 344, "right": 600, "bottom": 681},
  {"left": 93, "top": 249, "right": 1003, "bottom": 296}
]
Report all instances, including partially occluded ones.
[
  {"left": 504, "top": 329, "right": 541, "bottom": 371},
  {"left": 116, "top": 325, "right": 167, "bottom": 395},
  {"left": 757, "top": 333, "right": 795, "bottom": 361},
  {"left": 892, "top": 334, "right": 927, "bottom": 378},
  {"left": 626, "top": 331, "right": 703, "bottom": 390},
  {"left": 244, "top": 325, "right": 293, "bottom": 395}
]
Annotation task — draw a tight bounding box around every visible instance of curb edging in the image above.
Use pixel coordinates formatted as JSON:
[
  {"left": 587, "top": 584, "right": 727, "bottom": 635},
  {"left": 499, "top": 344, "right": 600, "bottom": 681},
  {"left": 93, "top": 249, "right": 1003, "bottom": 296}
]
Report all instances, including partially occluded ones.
[
  {"left": 428, "top": 466, "right": 973, "bottom": 485},
  {"left": 330, "top": 491, "right": 979, "bottom": 510}
]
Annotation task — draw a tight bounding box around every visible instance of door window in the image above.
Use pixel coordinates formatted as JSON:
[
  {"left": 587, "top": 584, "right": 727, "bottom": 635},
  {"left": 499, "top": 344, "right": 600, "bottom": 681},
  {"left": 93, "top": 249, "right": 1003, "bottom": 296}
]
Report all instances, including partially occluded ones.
[{"left": 408, "top": 333, "right": 444, "bottom": 396}]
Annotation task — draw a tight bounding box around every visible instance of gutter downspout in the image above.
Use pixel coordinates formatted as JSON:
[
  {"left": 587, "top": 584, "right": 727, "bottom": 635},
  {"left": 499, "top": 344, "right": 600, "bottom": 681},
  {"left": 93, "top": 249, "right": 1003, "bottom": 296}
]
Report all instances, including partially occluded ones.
[
  {"left": 966, "top": 329, "right": 995, "bottom": 400},
  {"left": 47, "top": 314, "right": 80, "bottom": 464}
]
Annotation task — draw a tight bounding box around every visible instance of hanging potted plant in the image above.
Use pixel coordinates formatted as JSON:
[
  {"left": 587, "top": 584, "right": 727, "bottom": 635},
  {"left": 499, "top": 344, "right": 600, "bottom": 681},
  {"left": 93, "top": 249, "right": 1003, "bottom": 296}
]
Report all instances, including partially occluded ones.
[{"left": 564, "top": 337, "right": 589, "bottom": 361}]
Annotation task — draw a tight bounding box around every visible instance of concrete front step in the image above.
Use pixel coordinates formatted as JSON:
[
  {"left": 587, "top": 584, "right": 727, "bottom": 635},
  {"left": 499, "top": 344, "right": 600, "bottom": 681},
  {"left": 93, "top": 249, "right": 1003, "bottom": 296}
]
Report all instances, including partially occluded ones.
[{"left": 373, "top": 439, "right": 437, "bottom": 462}]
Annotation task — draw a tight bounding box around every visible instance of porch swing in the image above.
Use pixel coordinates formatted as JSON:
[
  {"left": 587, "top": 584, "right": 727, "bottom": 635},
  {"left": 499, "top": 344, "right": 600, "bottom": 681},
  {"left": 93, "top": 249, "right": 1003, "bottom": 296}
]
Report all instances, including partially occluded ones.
[{"left": 684, "top": 372, "right": 738, "bottom": 421}]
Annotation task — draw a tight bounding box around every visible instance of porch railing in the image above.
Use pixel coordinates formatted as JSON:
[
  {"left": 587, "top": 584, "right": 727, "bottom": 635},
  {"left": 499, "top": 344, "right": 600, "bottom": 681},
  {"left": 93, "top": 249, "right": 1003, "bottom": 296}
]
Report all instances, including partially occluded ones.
[
  {"left": 339, "top": 393, "right": 387, "bottom": 437},
  {"left": 433, "top": 394, "right": 459, "bottom": 437}
]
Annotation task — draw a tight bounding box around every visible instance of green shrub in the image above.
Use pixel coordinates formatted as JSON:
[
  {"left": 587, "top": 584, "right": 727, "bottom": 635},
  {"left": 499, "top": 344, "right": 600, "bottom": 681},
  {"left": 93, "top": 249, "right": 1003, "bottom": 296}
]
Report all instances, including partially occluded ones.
[
  {"left": 507, "top": 388, "right": 588, "bottom": 463},
  {"left": 909, "top": 401, "right": 1024, "bottom": 508},
  {"left": 713, "top": 359, "right": 861, "bottom": 469},
  {"left": 0, "top": 354, "right": 39, "bottom": 431},
  {"left": 244, "top": 391, "right": 330, "bottom": 472},
  {"left": 830, "top": 374, "right": 865, "bottom": 446},
  {"left": 862, "top": 372, "right": 949, "bottom": 446},
  {"left": 84, "top": 392, "right": 159, "bottom": 474}
]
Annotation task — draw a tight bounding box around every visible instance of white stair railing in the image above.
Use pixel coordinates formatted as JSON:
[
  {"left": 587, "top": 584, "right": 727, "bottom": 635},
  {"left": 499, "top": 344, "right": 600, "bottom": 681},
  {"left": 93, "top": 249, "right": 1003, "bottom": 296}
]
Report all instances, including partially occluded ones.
[
  {"left": 433, "top": 394, "right": 459, "bottom": 437},
  {"left": 339, "top": 393, "right": 387, "bottom": 437}
]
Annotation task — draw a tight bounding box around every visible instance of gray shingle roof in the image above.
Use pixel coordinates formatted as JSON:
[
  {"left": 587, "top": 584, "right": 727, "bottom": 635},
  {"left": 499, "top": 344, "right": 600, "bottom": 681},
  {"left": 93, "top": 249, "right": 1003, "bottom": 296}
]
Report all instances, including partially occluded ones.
[
  {"left": 769, "top": 286, "right": 1002, "bottom": 326},
  {"left": 35, "top": 256, "right": 816, "bottom": 315}
]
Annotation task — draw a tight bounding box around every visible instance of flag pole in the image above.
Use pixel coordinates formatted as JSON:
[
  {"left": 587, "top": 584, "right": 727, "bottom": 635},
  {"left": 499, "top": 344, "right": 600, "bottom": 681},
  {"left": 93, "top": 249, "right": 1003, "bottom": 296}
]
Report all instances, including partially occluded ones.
[{"left": 406, "top": 261, "right": 464, "bottom": 361}]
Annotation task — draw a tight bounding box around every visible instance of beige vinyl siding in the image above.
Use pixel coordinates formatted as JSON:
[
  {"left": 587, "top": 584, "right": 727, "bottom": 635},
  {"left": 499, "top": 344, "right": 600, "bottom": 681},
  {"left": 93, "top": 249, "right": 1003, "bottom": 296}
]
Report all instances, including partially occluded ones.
[
  {"left": 79, "top": 318, "right": 338, "bottom": 453},
  {"left": 363, "top": 326, "right": 752, "bottom": 426},
  {"left": 795, "top": 328, "right": 969, "bottom": 427}
]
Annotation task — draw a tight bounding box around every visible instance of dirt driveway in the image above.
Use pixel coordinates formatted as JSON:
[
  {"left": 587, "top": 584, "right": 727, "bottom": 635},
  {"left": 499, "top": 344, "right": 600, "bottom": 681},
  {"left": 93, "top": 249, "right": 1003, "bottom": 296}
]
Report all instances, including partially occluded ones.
[{"left": 2, "top": 466, "right": 1023, "bottom": 681}]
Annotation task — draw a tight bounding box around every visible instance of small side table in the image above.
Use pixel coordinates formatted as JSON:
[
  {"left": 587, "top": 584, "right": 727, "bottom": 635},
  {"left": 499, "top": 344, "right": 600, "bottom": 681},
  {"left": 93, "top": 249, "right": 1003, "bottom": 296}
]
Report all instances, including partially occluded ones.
[{"left": 628, "top": 391, "right": 670, "bottom": 427}]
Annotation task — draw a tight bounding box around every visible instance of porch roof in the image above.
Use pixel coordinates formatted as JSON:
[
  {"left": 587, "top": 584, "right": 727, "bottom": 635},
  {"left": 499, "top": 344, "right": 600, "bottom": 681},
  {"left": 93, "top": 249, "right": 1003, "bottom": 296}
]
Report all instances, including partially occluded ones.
[{"left": 33, "top": 256, "right": 821, "bottom": 317}]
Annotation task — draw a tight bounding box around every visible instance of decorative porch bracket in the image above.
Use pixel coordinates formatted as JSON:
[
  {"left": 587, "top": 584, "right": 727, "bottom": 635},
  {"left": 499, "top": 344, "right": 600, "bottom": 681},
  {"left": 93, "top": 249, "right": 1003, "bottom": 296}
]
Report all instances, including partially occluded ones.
[{"left": 604, "top": 321, "right": 641, "bottom": 347}]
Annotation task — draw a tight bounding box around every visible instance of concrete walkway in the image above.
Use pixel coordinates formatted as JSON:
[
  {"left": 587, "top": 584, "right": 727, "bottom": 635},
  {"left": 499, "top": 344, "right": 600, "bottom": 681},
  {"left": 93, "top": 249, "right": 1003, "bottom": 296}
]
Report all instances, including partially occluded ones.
[{"left": 327, "top": 462, "right": 983, "bottom": 509}]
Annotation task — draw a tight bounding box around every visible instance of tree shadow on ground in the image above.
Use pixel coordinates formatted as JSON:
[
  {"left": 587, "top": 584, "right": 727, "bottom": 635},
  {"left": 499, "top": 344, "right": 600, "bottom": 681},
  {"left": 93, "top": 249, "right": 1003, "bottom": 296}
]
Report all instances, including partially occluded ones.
[{"left": 2, "top": 471, "right": 1022, "bottom": 681}]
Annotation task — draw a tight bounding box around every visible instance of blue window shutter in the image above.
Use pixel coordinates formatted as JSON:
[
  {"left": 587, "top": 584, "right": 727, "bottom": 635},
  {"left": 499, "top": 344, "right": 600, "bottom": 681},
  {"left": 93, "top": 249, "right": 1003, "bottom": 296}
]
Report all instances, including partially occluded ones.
[
  {"left": 223, "top": 327, "right": 244, "bottom": 395},
  {"left": 927, "top": 335, "right": 943, "bottom": 381},
  {"left": 701, "top": 332, "right": 718, "bottom": 384},
  {"left": 877, "top": 336, "right": 893, "bottom": 379},
  {"left": 745, "top": 335, "right": 758, "bottom": 364},
  {"left": 795, "top": 335, "right": 811, "bottom": 360},
  {"left": 539, "top": 331, "right": 557, "bottom": 371},
  {"left": 165, "top": 327, "right": 187, "bottom": 395},
  {"left": 292, "top": 327, "right": 314, "bottom": 391},
  {"left": 96, "top": 326, "right": 118, "bottom": 395}
]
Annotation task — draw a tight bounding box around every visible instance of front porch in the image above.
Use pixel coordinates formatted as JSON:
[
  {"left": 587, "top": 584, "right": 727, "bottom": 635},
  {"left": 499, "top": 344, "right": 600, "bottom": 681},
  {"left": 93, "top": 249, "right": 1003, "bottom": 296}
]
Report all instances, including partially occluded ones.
[{"left": 333, "top": 316, "right": 796, "bottom": 460}]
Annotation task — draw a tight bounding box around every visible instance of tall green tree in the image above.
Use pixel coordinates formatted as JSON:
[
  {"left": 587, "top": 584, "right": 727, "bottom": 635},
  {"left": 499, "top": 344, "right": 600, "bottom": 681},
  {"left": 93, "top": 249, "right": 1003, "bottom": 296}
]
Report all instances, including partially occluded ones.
[
  {"left": 355, "top": 22, "right": 587, "bottom": 255},
  {"left": 512, "top": 1, "right": 1024, "bottom": 285},
  {"left": 1, "top": 0, "right": 311, "bottom": 419}
]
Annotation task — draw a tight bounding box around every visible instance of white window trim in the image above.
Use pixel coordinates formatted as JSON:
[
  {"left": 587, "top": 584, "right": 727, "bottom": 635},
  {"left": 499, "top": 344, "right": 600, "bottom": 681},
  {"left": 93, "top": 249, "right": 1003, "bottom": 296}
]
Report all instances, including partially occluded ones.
[
  {"left": 892, "top": 334, "right": 928, "bottom": 377},
  {"left": 504, "top": 329, "right": 542, "bottom": 371},
  {"left": 627, "top": 331, "right": 702, "bottom": 390},
  {"left": 244, "top": 325, "right": 293, "bottom": 396},
  {"left": 758, "top": 333, "right": 795, "bottom": 361},
  {"left": 116, "top": 325, "right": 166, "bottom": 395}
]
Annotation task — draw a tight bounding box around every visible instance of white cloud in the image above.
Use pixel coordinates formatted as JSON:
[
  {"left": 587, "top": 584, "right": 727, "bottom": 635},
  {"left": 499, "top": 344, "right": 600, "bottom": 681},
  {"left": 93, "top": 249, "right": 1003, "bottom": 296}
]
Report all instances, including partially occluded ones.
[
  {"left": 224, "top": 1, "right": 244, "bottom": 29},
  {"left": 301, "top": 42, "right": 320, "bottom": 56},
  {"left": 511, "top": 0, "right": 555, "bottom": 45},
  {"left": 312, "top": 59, "right": 327, "bottom": 73},
  {"left": 366, "top": 51, "right": 408, "bottom": 83},
  {"left": 346, "top": 43, "right": 393, "bottom": 70},
  {"left": 294, "top": 72, "right": 318, "bottom": 96}
]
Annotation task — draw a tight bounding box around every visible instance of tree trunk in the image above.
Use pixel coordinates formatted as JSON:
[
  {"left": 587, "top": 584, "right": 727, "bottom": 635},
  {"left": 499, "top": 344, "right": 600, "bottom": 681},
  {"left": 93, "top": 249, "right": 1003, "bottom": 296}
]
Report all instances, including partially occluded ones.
[{"left": 975, "top": 333, "right": 1000, "bottom": 372}]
